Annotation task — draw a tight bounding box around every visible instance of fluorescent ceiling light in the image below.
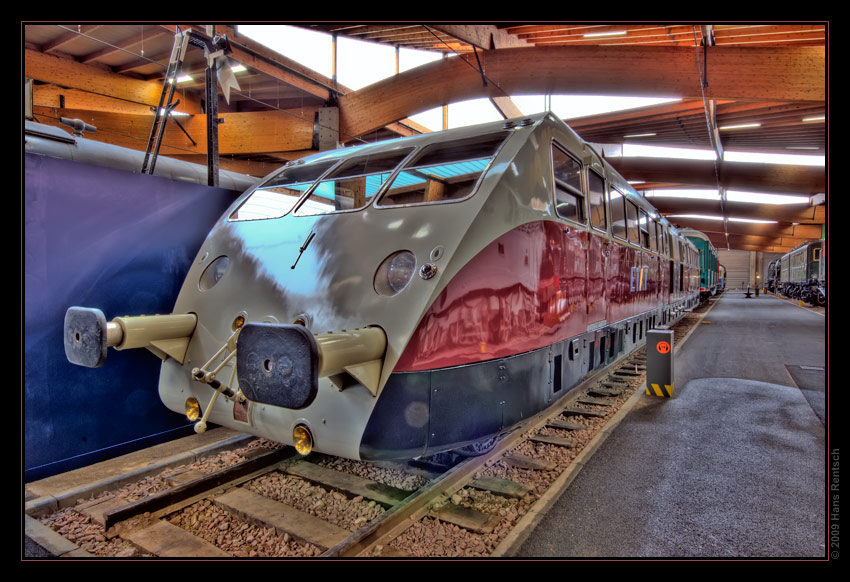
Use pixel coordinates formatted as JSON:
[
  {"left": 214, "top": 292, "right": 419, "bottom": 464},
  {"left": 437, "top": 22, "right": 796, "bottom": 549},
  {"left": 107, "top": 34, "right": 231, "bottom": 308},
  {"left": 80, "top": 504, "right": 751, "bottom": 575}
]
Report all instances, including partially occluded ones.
[
  {"left": 584, "top": 30, "right": 627, "bottom": 37},
  {"left": 667, "top": 214, "right": 723, "bottom": 221},
  {"left": 624, "top": 133, "right": 656, "bottom": 138},
  {"left": 802, "top": 116, "right": 825, "bottom": 122},
  {"left": 728, "top": 217, "right": 778, "bottom": 224},
  {"left": 230, "top": 64, "right": 247, "bottom": 73},
  {"left": 724, "top": 151, "right": 824, "bottom": 166},
  {"left": 726, "top": 191, "right": 810, "bottom": 205},
  {"left": 645, "top": 189, "right": 719, "bottom": 200},
  {"left": 623, "top": 144, "right": 716, "bottom": 160},
  {"left": 646, "top": 189, "right": 809, "bottom": 205},
  {"left": 668, "top": 214, "right": 777, "bottom": 224},
  {"left": 719, "top": 123, "right": 761, "bottom": 130}
]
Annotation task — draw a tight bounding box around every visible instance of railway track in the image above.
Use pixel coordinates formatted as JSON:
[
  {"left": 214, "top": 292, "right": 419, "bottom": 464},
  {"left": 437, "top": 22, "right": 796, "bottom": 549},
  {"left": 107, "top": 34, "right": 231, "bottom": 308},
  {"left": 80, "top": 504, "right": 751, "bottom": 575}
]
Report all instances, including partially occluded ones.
[{"left": 26, "top": 300, "right": 714, "bottom": 559}]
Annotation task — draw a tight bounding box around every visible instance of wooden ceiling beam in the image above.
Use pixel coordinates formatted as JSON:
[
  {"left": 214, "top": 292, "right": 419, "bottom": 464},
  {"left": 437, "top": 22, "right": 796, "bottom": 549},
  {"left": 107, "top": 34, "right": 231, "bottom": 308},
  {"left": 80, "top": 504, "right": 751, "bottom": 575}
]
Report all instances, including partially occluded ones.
[
  {"left": 31, "top": 106, "right": 314, "bottom": 156},
  {"left": 651, "top": 197, "right": 824, "bottom": 223},
  {"left": 112, "top": 48, "right": 174, "bottom": 75},
  {"left": 25, "top": 48, "right": 203, "bottom": 113},
  {"left": 41, "top": 25, "right": 105, "bottom": 53},
  {"left": 665, "top": 218, "right": 822, "bottom": 252},
  {"left": 33, "top": 84, "right": 159, "bottom": 115},
  {"left": 506, "top": 24, "right": 678, "bottom": 40},
  {"left": 567, "top": 100, "right": 824, "bottom": 151},
  {"left": 337, "top": 45, "right": 824, "bottom": 139},
  {"left": 710, "top": 233, "right": 793, "bottom": 253},
  {"left": 490, "top": 96, "right": 525, "bottom": 119},
  {"left": 668, "top": 218, "right": 822, "bottom": 239},
  {"left": 80, "top": 28, "right": 171, "bottom": 64},
  {"left": 429, "top": 25, "right": 530, "bottom": 49},
  {"left": 515, "top": 26, "right": 706, "bottom": 47},
  {"left": 568, "top": 99, "right": 711, "bottom": 128},
  {"left": 607, "top": 157, "right": 824, "bottom": 195},
  {"left": 722, "top": 232, "right": 812, "bottom": 248}
]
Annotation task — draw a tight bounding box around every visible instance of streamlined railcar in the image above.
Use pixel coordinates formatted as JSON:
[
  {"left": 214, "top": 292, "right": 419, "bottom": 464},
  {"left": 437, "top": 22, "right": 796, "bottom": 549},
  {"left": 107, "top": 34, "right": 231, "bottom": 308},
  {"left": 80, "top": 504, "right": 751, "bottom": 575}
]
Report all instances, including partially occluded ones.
[
  {"left": 680, "top": 228, "right": 719, "bottom": 300},
  {"left": 64, "top": 112, "right": 701, "bottom": 460}
]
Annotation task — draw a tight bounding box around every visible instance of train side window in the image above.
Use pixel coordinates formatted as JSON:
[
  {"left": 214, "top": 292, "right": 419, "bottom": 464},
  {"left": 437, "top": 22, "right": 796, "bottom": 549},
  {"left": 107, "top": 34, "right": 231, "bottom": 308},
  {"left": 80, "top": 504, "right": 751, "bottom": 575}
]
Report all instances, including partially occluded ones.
[
  {"left": 230, "top": 159, "right": 338, "bottom": 221},
  {"left": 638, "top": 209, "right": 650, "bottom": 248},
  {"left": 295, "top": 148, "right": 415, "bottom": 215},
  {"left": 378, "top": 132, "right": 509, "bottom": 207},
  {"left": 610, "top": 187, "right": 627, "bottom": 240},
  {"left": 626, "top": 200, "right": 640, "bottom": 244},
  {"left": 551, "top": 144, "right": 586, "bottom": 224},
  {"left": 587, "top": 169, "right": 606, "bottom": 231}
]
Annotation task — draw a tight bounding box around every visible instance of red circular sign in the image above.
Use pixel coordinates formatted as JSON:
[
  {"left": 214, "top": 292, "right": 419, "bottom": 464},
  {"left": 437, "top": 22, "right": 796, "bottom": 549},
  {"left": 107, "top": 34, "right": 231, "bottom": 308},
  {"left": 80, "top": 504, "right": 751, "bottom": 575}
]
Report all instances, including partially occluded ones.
[{"left": 656, "top": 341, "right": 671, "bottom": 354}]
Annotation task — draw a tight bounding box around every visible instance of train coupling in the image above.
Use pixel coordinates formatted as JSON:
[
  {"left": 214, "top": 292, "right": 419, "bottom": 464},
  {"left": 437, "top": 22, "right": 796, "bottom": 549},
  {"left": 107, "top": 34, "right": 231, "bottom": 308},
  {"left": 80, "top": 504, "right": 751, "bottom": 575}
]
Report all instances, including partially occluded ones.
[
  {"left": 236, "top": 323, "right": 387, "bottom": 409},
  {"left": 64, "top": 307, "right": 197, "bottom": 368}
]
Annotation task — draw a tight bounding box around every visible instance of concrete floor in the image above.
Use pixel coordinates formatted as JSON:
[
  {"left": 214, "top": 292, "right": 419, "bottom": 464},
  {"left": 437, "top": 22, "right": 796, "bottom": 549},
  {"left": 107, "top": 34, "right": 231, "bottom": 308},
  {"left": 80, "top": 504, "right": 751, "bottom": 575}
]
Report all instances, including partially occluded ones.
[{"left": 516, "top": 293, "right": 827, "bottom": 558}]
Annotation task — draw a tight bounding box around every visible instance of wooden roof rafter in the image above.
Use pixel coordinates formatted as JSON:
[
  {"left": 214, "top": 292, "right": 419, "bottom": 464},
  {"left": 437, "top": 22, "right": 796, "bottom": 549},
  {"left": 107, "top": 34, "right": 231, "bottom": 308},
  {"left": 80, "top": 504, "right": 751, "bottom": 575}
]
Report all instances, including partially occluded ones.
[{"left": 23, "top": 23, "right": 826, "bottom": 253}]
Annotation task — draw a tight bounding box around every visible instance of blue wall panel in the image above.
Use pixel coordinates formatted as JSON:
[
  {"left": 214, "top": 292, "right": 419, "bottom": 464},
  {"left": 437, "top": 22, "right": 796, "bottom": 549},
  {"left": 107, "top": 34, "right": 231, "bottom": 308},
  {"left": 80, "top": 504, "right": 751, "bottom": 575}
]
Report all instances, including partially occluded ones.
[{"left": 24, "top": 153, "right": 239, "bottom": 481}]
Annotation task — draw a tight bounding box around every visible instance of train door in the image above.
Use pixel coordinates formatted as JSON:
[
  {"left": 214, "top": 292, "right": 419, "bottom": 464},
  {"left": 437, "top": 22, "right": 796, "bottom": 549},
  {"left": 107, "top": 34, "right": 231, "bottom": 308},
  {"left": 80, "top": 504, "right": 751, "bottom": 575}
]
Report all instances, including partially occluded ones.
[
  {"left": 648, "top": 217, "right": 661, "bottom": 305},
  {"left": 550, "top": 142, "right": 588, "bottom": 332},
  {"left": 659, "top": 223, "right": 669, "bottom": 307},
  {"left": 607, "top": 187, "right": 629, "bottom": 324},
  {"left": 637, "top": 208, "right": 653, "bottom": 313},
  {"left": 666, "top": 227, "right": 679, "bottom": 303},
  {"left": 586, "top": 169, "right": 607, "bottom": 328}
]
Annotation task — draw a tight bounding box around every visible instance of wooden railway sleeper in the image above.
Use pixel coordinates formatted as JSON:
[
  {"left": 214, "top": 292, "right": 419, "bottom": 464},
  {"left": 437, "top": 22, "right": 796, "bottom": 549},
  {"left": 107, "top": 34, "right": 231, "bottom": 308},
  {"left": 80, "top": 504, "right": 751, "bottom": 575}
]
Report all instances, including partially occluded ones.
[{"left": 102, "top": 447, "right": 293, "bottom": 532}]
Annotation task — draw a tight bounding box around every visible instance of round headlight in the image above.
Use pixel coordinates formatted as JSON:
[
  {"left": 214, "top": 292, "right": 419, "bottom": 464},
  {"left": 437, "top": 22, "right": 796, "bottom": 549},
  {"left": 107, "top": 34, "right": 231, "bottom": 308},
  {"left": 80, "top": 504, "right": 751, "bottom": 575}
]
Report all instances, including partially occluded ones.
[
  {"left": 293, "top": 424, "right": 313, "bottom": 455},
  {"left": 185, "top": 397, "right": 201, "bottom": 421},
  {"left": 374, "top": 251, "right": 416, "bottom": 296},
  {"left": 199, "top": 255, "right": 229, "bottom": 291}
]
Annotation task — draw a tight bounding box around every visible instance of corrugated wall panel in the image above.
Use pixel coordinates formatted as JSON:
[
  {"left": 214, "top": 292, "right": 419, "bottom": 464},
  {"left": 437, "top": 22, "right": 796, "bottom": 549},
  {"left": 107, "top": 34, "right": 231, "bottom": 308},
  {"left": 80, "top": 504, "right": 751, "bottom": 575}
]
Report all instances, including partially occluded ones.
[{"left": 718, "top": 250, "right": 752, "bottom": 291}]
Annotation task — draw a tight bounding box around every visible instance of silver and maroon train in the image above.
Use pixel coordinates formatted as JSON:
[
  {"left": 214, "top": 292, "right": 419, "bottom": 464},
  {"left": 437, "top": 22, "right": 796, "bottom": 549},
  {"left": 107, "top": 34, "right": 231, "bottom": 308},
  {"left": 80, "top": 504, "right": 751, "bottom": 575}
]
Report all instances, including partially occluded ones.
[{"left": 64, "top": 112, "right": 702, "bottom": 460}]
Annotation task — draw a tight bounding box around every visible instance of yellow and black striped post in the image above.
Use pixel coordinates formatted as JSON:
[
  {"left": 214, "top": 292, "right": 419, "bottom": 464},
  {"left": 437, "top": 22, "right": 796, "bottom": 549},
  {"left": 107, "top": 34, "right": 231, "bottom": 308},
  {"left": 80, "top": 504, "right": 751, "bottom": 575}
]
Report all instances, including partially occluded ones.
[{"left": 646, "top": 329, "right": 675, "bottom": 397}]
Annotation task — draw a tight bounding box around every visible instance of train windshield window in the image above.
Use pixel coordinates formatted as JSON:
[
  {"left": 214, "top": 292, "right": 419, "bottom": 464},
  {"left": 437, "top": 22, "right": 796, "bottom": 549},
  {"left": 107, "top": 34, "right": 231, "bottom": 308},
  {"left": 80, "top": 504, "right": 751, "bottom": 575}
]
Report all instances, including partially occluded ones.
[
  {"left": 378, "top": 132, "right": 509, "bottom": 207},
  {"left": 588, "top": 170, "right": 606, "bottom": 231},
  {"left": 229, "top": 159, "right": 337, "bottom": 221},
  {"left": 552, "top": 145, "right": 585, "bottom": 224},
  {"left": 295, "top": 148, "right": 415, "bottom": 215},
  {"left": 610, "top": 188, "right": 627, "bottom": 240}
]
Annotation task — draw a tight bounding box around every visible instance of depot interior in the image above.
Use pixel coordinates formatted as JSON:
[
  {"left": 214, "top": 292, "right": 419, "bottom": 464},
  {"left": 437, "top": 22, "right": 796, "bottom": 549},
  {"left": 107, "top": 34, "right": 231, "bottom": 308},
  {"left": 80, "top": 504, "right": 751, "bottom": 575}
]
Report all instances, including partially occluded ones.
[{"left": 23, "top": 24, "right": 826, "bottom": 481}]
